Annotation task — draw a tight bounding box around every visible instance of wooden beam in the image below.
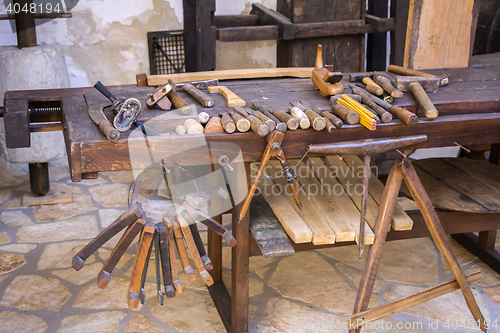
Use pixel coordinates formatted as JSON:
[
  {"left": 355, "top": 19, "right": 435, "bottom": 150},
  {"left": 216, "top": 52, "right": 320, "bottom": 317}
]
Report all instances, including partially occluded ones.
[
  {"left": 348, "top": 271, "right": 481, "bottom": 328},
  {"left": 214, "top": 14, "right": 258, "bottom": 28},
  {"left": 217, "top": 25, "right": 279, "bottom": 42}
]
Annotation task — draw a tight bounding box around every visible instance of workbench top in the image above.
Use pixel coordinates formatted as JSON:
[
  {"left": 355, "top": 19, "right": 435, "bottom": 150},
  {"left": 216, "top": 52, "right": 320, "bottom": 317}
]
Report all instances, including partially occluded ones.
[{"left": 4, "top": 53, "right": 500, "bottom": 182}]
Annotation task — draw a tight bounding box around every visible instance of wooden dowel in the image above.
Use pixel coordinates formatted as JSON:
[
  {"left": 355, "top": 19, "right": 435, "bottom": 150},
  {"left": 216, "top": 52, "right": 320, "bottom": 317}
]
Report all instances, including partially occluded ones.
[
  {"left": 204, "top": 116, "right": 225, "bottom": 134},
  {"left": 219, "top": 113, "right": 236, "bottom": 134},
  {"left": 182, "top": 83, "right": 214, "bottom": 107},
  {"left": 289, "top": 106, "right": 311, "bottom": 129},
  {"left": 230, "top": 108, "right": 251, "bottom": 132},
  {"left": 272, "top": 109, "right": 299, "bottom": 130},
  {"left": 322, "top": 116, "right": 336, "bottom": 133}
]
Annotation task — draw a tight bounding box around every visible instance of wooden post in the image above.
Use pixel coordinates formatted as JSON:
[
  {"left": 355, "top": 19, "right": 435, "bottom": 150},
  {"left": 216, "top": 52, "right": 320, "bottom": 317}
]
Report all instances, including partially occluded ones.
[{"left": 14, "top": 0, "right": 37, "bottom": 48}]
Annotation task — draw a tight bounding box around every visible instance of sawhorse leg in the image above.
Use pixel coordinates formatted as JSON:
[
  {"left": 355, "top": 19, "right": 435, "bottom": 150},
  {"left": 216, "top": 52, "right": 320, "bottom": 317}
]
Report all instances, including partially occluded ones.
[{"left": 350, "top": 159, "right": 487, "bottom": 332}]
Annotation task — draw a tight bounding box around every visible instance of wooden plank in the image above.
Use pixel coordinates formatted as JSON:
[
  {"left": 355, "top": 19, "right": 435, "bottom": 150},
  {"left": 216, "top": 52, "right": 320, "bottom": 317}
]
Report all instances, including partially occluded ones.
[
  {"left": 147, "top": 67, "right": 315, "bottom": 85},
  {"left": 341, "top": 154, "right": 413, "bottom": 230},
  {"left": 441, "top": 158, "right": 500, "bottom": 198},
  {"left": 400, "top": 164, "right": 486, "bottom": 213},
  {"left": 414, "top": 158, "right": 500, "bottom": 212},
  {"left": 217, "top": 26, "right": 279, "bottom": 42},
  {"left": 308, "top": 157, "right": 374, "bottom": 245},
  {"left": 349, "top": 271, "right": 482, "bottom": 328},
  {"left": 23, "top": 190, "right": 72, "bottom": 206},
  {"left": 214, "top": 14, "right": 259, "bottom": 28},
  {"left": 264, "top": 162, "right": 336, "bottom": 245},
  {"left": 257, "top": 179, "right": 313, "bottom": 244},
  {"left": 287, "top": 160, "right": 356, "bottom": 242},
  {"left": 323, "top": 155, "right": 380, "bottom": 231},
  {"left": 404, "top": 0, "right": 476, "bottom": 69}
]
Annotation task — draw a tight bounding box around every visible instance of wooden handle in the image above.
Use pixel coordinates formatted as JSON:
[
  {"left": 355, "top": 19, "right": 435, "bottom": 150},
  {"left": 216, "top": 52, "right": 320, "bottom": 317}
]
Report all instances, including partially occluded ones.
[
  {"left": 321, "top": 111, "right": 343, "bottom": 129},
  {"left": 373, "top": 75, "right": 403, "bottom": 98},
  {"left": 273, "top": 110, "right": 299, "bottom": 130},
  {"left": 198, "top": 111, "right": 210, "bottom": 124},
  {"left": 252, "top": 111, "right": 276, "bottom": 132},
  {"left": 184, "top": 118, "right": 204, "bottom": 134},
  {"left": 322, "top": 116, "right": 336, "bottom": 133},
  {"left": 164, "top": 218, "right": 183, "bottom": 293},
  {"left": 350, "top": 85, "right": 392, "bottom": 123},
  {"left": 128, "top": 219, "right": 155, "bottom": 309},
  {"left": 207, "top": 86, "right": 246, "bottom": 107},
  {"left": 251, "top": 101, "right": 287, "bottom": 133},
  {"left": 98, "top": 120, "right": 120, "bottom": 142},
  {"left": 157, "top": 222, "right": 175, "bottom": 298},
  {"left": 97, "top": 219, "right": 146, "bottom": 289},
  {"left": 289, "top": 107, "right": 310, "bottom": 129},
  {"left": 167, "top": 79, "right": 189, "bottom": 109},
  {"left": 230, "top": 109, "right": 251, "bottom": 132},
  {"left": 387, "top": 64, "right": 435, "bottom": 78},
  {"left": 389, "top": 105, "right": 418, "bottom": 125},
  {"left": 176, "top": 214, "right": 214, "bottom": 286},
  {"left": 362, "top": 77, "right": 384, "bottom": 96},
  {"left": 173, "top": 221, "right": 196, "bottom": 282},
  {"left": 409, "top": 83, "right": 438, "bottom": 119},
  {"left": 189, "top": 223, "right": 213, "bottom": 271},
  {"left": 304, "top": 110, "right": 326, "bottom": 131},
  {"left": 204, "top": 116, "right": 224, "bottom": 133},
  {"left": 183, "top": 83, "right": 214, "bottom": 107},
  {"left": 246, "top": 114, "right": 269, "bottom": 136},
  {"left": 220, "top": 114, "right": 236, "bottom": 133},
  {"left": 332, "top": 104, "right": 360, "bottom": 125}
]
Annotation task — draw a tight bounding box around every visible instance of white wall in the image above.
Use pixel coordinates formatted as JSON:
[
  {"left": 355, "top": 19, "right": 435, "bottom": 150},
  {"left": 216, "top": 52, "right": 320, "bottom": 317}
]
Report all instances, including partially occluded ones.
[{"left": 0, "top": 0, "right": 276, "bottom": 87}]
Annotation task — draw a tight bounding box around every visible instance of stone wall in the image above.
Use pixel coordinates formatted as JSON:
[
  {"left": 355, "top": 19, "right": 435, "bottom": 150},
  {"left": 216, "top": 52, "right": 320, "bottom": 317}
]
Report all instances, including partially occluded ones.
[{"left": 0, "top": 0, "right": 276, "bottom": 88}]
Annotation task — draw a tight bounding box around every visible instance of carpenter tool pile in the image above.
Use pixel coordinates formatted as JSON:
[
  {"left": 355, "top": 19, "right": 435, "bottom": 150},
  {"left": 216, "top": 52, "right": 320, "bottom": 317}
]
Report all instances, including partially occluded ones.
[{"left": 71, "top": 189, "right": 237, "bottom": 309}]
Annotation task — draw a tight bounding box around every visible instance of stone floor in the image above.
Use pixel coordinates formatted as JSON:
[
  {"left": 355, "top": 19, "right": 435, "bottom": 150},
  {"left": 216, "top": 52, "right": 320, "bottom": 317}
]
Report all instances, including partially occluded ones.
[{"left": 0, "top": 157, "right": 500, "bottom": 333}]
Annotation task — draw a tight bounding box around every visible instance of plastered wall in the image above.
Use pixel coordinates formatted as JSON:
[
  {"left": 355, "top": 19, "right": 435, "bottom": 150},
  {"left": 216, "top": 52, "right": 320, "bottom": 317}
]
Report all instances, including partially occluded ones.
[{"left": 0, "top": 0, "right": 276, "bottom": 88}]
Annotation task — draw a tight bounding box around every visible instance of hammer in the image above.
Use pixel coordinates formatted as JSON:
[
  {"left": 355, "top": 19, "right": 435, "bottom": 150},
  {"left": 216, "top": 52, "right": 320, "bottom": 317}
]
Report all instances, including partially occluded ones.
[
  {"left": 349, "top": 73, "right": 384, "bottom": 96},
  {"left": 373, "top": 72, "right": 403, "bottom": 98},
  {"left": 393, "top": 76, "right": 439, "bottom": 119},
  {"left": 387, "top": 64, "right": 450, "bottom": 86}
]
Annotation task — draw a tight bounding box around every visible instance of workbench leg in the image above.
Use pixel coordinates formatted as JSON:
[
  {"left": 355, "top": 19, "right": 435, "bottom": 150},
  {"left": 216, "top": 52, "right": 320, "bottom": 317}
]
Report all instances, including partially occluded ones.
[
  {"left": 400, "top": 159, "right": 487, "bottom": 332},
  {"left": 208, "top": 216, "right": 223, "bottom": 283},
  {"left": 350, "top": 160, "right": 402, "bottom": 332},
  {"left": 29, "top": 162, "right": 49, "bottom": 195}
]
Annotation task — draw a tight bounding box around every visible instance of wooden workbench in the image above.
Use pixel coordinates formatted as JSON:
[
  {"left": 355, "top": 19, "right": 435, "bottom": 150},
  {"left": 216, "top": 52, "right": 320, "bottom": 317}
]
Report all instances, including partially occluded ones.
[{"left": 3, "top": 53, "right": 500, "bottom": 333}]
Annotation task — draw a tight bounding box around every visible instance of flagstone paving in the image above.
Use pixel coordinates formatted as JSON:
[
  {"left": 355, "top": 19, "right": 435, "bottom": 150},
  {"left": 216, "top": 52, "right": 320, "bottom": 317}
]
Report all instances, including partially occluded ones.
[{"left": 0, "top": 157, "right": 500, "bottom": 332}]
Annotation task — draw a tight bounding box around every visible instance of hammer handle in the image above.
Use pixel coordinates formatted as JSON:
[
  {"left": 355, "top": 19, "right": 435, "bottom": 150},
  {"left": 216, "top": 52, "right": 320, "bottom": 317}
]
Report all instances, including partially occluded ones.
[
  {"left": 373, "top": 75, "right": 403, "bottom": 98},
  {"left": 98, "top": 120, "right": 120, "bottom": 142},
  {"left": 387, "top": 65, "right": 435, "bottom": 78},
  {"left": 220, "top": 114, "right": 236, "bottom": 134},
  {"left": 362, "top": 78, "right": 384, "bottom": 96},
  {"left": 389, "top": 105, "right": 419, "bottom": 125},
  {"left": 409, "top": 83, "right": 439, "bottom": 119},
  {"left": 321, "top": 111, "right": 343, "bottom": 129},
  {"left": 332, "top": 104, "right": 360, "bottom": 125},
  {"left": 273, "top": 110, "right": 299, "bottom": 130},
  {"left": 183, "top": 83, "right": 214, "bottom": 107}
]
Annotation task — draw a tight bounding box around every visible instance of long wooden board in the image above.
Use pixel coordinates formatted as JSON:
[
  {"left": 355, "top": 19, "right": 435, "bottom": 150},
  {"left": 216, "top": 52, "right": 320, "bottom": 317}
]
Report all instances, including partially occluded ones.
[
  {"left": 287, "top": 160, "right": 356, "bottom": 242},
  {"left": 147, "top": 67, "right": 315, "bottom": 85},
  {"left": 256, "top": 178, "right": 313, "bottom": 244},
  {"left": 341, "top": 155, "right": 413, "bottom": 230},
  {"left": 307, "top": 157, "right": 374, "bottom": 245},
  {"left": 264, "top": 163, "right": 336, "bottom": 245}
]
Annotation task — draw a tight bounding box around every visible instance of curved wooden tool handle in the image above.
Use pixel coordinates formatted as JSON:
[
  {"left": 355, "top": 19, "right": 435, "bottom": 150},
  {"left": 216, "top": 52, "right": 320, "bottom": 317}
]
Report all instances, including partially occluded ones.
[
  {"left": 308, "top": 135, "right": 428, "bottom": 156},
  {"left": 183, "top": 83, "right": 214, "bottom": 107},
  {"left": 207, "top": 86, "right": 246, "bottom": 107},
  {"left": 409, "top": 83, "right": 439, "bottom": 119},
  {"left": 373, "top": 74, "right": 403, "bottom": 98},
  {"left": 98, "top": 120, "right": 120, "bottom": 142},
  {"left": 389, "top": 105, "right": 418, "bottom": 125}
]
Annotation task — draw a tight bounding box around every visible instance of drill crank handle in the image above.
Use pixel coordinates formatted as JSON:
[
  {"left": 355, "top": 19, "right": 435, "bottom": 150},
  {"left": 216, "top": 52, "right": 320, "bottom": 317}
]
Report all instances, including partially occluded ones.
[
  {"left": 276, "top": 151, "right": 302, "bottom": 209},
  {"left": 94, "top": 81, "right": 118, "bottom": 103}
]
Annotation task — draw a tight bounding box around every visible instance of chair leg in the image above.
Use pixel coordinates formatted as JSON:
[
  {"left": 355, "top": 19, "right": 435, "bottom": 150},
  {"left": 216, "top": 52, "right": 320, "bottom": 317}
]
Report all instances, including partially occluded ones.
[
  {"left": 349, "top": 160, "right": 403, "bottom": 333},
  {"left": 400, "top": 158, "right": 486, "bottom": 332}
]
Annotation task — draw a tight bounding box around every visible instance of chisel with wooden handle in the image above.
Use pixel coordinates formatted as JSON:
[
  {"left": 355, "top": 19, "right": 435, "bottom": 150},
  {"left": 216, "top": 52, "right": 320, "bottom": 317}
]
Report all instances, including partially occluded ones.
[
  {"left": 189, "top": 222, "right": 213, "bottom": 271},
  {"left": 234, "top": 107, "right": 269, "bottom": 136},
  {"left": 294, "top": 100, "right": 326, "bottom": 131},
  {"left": 97, "top": 218, "right": 146, "bottom": 289},
  {"left": 73, "top": 202, "right": 144, "bottom": 271},
  {"left": 128, "top": 217, "right": 155, "bottom": 309},
  {"left": 373, "top": 73, "right": 403, "bottom": 98},
  {"left": 244, "top": 107, "right": 275, "bottom": 133},
  {"left": 251, "top": 101, "right": 287, "bottom": 133},
  {"left": 157, "top": 221, "right": 175, "bottom": 298},
  {"left": 350, "top": 84, "right": 393, "bottom": 123},
  {"left": 183, "top": 202, "right": 237, "bottom": 247},
  {"left": 219, "top": 112, "right": 236, "bottom": 134},
  {"left": 173, "top": 220, "right": 196, "bottom": 282},
  {"left": 182, "top": 83, "right": 214, "bottom": 107},
  {"left": 167, "top": 79, "right": 192, "bottom": 115},
  {"left": 175, "top": 214, "right": 214, "bottom": 286},
  {"left": 154, "top": 224, "right": 164, "bottom": 305},
  {"left": 229, "top": 108, "right": 251, "bottom": 132},
  {"left": 363, "top": 89, "right": 418, "bottom": 125},
  {"left": 138, "top": 225, "right": 154, "bottom": 305},
  {"left": 164, "top": 218, "right": 183, "bottom": 294}
]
